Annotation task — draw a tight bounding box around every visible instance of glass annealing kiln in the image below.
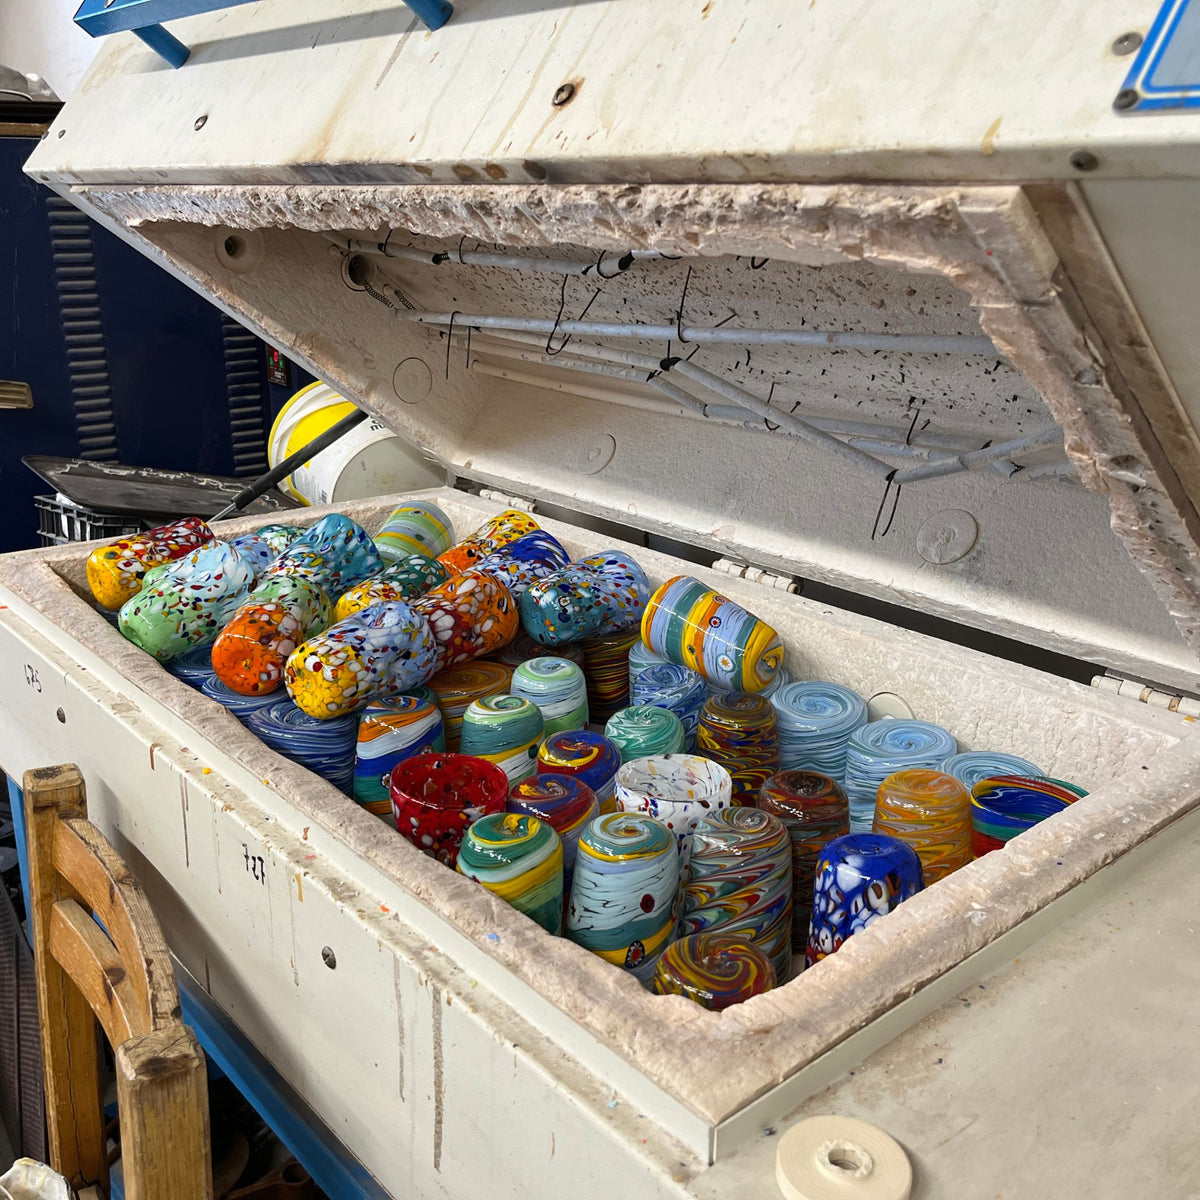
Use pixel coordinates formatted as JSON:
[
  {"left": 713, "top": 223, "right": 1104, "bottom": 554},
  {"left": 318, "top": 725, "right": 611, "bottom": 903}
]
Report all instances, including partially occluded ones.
[{"left": 5, "top": 2, "right": 1200, "bottom": 1195}]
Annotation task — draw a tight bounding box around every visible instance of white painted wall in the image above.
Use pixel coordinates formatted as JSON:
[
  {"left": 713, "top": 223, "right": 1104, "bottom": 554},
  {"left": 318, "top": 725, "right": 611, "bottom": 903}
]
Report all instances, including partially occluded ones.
[{"left": 0, "top": 0, "right": 100, "bottom": 97}]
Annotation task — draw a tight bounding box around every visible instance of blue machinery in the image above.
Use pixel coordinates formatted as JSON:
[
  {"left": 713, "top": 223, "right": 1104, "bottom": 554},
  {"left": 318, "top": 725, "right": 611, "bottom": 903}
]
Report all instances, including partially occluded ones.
[{"left": 72, "top": 0, "right": 454, "bottom": 69}]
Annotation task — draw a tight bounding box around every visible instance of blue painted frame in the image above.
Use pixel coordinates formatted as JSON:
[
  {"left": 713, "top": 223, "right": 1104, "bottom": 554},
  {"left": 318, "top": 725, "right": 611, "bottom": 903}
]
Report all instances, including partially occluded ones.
[
  {"left": 1116, "top": 0, "right": 1200, "bottom": 112},
  {"left": 6, "top": 778, "right": 389, "bottom": 1199},
  {"left": 74, "top": 0, "right": 453, "bottom": 67}
]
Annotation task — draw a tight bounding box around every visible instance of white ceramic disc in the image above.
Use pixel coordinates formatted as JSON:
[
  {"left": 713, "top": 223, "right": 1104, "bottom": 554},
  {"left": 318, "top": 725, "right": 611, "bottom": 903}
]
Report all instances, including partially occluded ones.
[{"left": 775, "top": 1115, "right": 912, "bottom": 1200}]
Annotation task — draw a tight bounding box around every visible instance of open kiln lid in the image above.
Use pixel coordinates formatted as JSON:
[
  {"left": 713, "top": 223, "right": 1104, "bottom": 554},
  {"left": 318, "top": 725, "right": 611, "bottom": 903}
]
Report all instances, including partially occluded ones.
[{"left": 23, "top": 6, "right": 1200, "bottom": 694}]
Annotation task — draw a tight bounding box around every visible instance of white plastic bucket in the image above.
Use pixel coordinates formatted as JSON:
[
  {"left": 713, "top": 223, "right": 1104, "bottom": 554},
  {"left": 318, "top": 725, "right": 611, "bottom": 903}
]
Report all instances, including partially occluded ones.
[{"left": 268, "top": 382, "right": 444, "bottom": 506}]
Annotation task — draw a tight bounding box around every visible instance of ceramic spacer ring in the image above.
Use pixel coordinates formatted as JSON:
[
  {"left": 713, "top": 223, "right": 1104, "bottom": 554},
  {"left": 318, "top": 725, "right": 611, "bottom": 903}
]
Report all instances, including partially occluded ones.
[{"left": 776, "top": 1115, "right": 912, "bottom": 1200}]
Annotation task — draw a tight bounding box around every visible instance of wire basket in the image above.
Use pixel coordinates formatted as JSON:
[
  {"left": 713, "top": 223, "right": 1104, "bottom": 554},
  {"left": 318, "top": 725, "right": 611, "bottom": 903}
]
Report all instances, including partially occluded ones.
[{"left": 35, "top": 494, "right": 145, "bottom": 547}]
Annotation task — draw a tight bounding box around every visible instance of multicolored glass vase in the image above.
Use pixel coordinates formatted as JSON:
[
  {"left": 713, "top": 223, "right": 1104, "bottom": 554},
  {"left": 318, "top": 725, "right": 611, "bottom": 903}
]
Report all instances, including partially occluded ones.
[
  {"left": 873, "top": 768, "right": 973, "bottom": 884},
  {"left": 843, "top": 719, "right": 957, "bottom": 833},
  {"left": 244, "top": 699, "right": 359, "bottom": 795},
  {"left": 640, "top": 576, "right": 784, "bottom": 693},
  {"left": 770, "top": 681, "right": 868, "bottom": 779},
  {"left": 510, "top": 656, "right": 589, "bottom": 737},
  {"left": 265, "top": 513, "right": 382, "bottom": 595},
  {"left": 757, "top": 769, "right": 849, "bottom": 947},
  {"left": 389, "top": 752, "right": 510, "bottom": 867},
  {"left": 457, "top": 813, "right": 564, "bottom": 935},
  {"left": 333, "top": 555, "right": 448, "bottom": 621},
  {"left": 651, "top": 933, "right": 777, "bottom": 1011},
  {"left": 806, "top": 833, "right": 923, "bottom": 967},
  {"left": 88, "top": 516, "right": 214, "bottom": 610},
  {"left": 940, "top": 751, "right": 1043, "bottom": 791},
  {"left": 374, "top": 500, "right": 455, "bottom": 564},
  {"left": 970, "top": 775, "right": 1086, "bottom": 856},
  {"left": 474, "top": 529, "right": 571, "bottom": 597},
  {"left": 535, "top": 730, "right": 622, "bottom": 814},
  {"left": 118, "top": 538, "right": 262, "bottom": 661},
  {"left": 566, "top": 812, "right": 680, "bottom": 982},
  {"left": 508, "top": 774, "right": 599, "bottom": 889},
  {"left": 284, "top": 600, "right": 439, "bottom": 718},
  {"left": 520, "top": 550, "right": 650, "bottom": 646},
  {"left": 353, "top": 696, "right": 446, "bottom": 816},
  {"left": 695, "top": 691, "right": 781, "bottom": 801},
  {"left": 580, "top": 626, "right": 641, "bottom": 723},
  {"left": 680, "top": 807, "right": 793, "bottom": 981},
  {"left": 438, "top": 509, "right": 539, "bottom": 574},
  {"left": 459, "top": 695, "right": 544, "bottom": 785},
  {"left": 631, "top": 662, "right": 708, "bottom": 751},
  {"left": 211, "top": 575, "right": 332, "bottom": 695},
  {"left": 411, "top": 569, "right": 519, "bottom": 672},
  {"left": 604, "top": 706, "right": 687, "bottom": 764},
  {"left": 428, "top": 661, "right": 515, "bottom": 751},
  {"left": 614, "top": 753, "right": 733, "bottom": 861},
  {"left": 253, "top": 524, "right": 305, "bottom": 558}
]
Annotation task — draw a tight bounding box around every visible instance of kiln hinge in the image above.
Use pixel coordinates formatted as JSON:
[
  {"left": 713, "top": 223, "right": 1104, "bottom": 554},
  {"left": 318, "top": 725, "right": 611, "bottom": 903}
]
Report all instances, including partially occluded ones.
[
  {"left": 1090, "top": 674, "right": 1200, "bottom": 718},
  {"left": 477, "top": 488, "right": 537, "bottom": 513},
  {"left": 711, "top": 558, "right": 801, "bottom": 594}
]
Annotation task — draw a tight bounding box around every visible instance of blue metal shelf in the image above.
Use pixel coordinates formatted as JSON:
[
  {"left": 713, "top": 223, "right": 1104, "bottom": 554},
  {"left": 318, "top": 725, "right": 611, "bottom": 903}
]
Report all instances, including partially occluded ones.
[{"left": 74, "top": 0, "right": 453, "bottom": 68}]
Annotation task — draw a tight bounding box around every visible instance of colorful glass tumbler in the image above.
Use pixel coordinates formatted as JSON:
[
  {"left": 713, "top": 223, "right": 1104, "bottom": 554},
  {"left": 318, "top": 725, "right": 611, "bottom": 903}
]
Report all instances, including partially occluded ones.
[
  {"left": 496, "top": 631, "right": 584, "bottom": 670},
  {"left": 873, "top": 769, "right": 972, "bottom": 884},
  {"left": 970, "top": 775, "right": 1085, "bottom": 856},
  {"left": 374, "top": 500, "right": 454, "bottom": 564},
  {"left": 334, "top": 555, "right": 448, "bottom": 621},
  {"left": 614, "top": 753, "right": 733, "bottom": 861},
  {"left": 457, "top": 813, "right": 564, "bottom": 935},
  {"left": 411, "top": 569, "right": 519, "bottom": 672},
  {"left": 212, "top": 575, "right": 332, "bottom": 696},
  {"left": 428, "top": 661, "right": 514, "bottom": 751},
  {"left": 628, "top": 640, "right": 667, "bottom": 686},
  {"left": 770, "top": 681, "right": 868, "bottom": 778},
  {"left": 604, "top": 706, "right": 687, "bottom": 764},
  {"left": 566, "top": 812, "right": 680, "bottom": 982},
  {"left": 520, "top": 551, "right": 650, "bottom": 646},
  {"left": 695, "top": 691, "right": 781, "bottom": 801},
  {"left": 354, "top": 697, "right": 446, "bottom": 816},
  {"left": 807, "top": 833, "right": 924, "bottom": 966},
  {"left": 843, "top": 719, "right": 957, "bottom": 834},
  {"left": 757, "top": 769, "right": 849, "bottom": 947},
  {"left": 253, "top": 524, "right": 304, "bottom": 558},
  {"left": 200, "top": 674, "right": 280, "bottom": 722},
  {"left": 509, "top": 773, "right": 599, "bottom": 888},
  {"left": 681, "top": 807, "right": 794, "bottom": 981},
  {"left": 510, "top": 656, "right": 589, "bottom": 737},
  {"left": 438, "top": 509, "right": 539, "bottom": 574},
  {"left": 118, "top": 538, "right": 261, "bottom": 661},
  {"left": 244, "top": 699, "right": 359, "bottom": 795},
  {"left": 459, "top": 695, "right": 544, "bottom": 785},
  {"left": 88, "top": 516, "right": 214, "bottom": 610},
  {"left": 474, "top": 529, "right": 571, "bottom": 597},
  {"left": 651, "top": 933, "right": 777, "bottom": 1011},
  {"left": 284, "top": 600, "right": 439, "bottom": 718},
  {"left": 536, "top": 730, "right": 622, "bottom": 814},
  {"left": 390, "top": 752, "right": 510, "bottom": 867},
  {"left": 265, "top": 513, "right": 382, "bottom": 595},
  {"left": 940, "top": 751, "right": 1043, "bottom": 791},
  {"left": 581, "top": 626, "right": 641, "bottom": 724},
  {"left": 640, "top": 576, "right": 784, "bottom": 693},
  {"left": 631, "top": 662, "right": 708, "bottom": 751}
]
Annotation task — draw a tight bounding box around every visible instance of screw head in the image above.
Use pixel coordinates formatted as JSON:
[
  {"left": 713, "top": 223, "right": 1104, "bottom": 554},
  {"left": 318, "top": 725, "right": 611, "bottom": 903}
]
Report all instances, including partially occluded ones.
[
  {"left": 552, "top": 82, "right": 576, "bottom": 107},
  {"left": 1113, "top": 88, "right": 1140, "bottom": 111},
  {"left": 194, "top": 114, "right": 208, "bottom": 131},
  {"left": 1112, "top": 31, "right": 1143, "bottom": 55},
  {"left": 55, "top": 708, "right": 66, "bottom": 724},
  {"left": 1069, "top": 149, "right": 1099, "bottom": 172},
  {"left": 321, "top": 946, "right": 337, "bottom": 969}
]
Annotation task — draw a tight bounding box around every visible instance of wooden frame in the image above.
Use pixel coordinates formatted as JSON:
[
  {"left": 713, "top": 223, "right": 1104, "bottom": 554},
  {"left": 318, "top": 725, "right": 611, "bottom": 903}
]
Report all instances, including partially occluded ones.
[{"left": 24, "top": 763, "right": 213, "bottom": 1200}]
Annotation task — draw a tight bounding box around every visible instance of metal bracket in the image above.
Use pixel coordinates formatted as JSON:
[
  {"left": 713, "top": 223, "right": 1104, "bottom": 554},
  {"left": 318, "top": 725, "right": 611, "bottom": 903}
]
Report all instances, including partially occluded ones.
[
  {"left": 73, "top": 0, "right": 453, "bottom": 69},
  {"left": 477, "top": 488, "right": 537, "bottom": 514},
  {"left": 1090, "top": 673, "right": 1200, "bottom": 717},
  {"left": 711, "top": 558, "right": 801, "bottom": 594}
]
